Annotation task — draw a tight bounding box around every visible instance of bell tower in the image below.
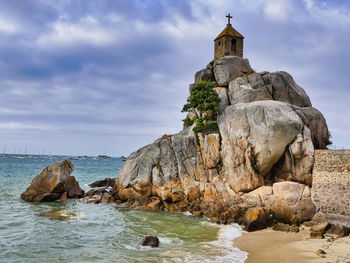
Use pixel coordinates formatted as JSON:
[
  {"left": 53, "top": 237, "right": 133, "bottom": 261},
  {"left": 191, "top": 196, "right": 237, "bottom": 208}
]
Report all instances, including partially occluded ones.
[{"left": 214, "top": 13, "right": 244, "bottom": 61}]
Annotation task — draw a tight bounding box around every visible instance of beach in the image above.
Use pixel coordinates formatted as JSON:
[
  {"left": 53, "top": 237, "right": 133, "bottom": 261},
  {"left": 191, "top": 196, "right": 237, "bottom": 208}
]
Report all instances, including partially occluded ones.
[{"left": 235, "top": 228, "right": 350, "bottom": 263}]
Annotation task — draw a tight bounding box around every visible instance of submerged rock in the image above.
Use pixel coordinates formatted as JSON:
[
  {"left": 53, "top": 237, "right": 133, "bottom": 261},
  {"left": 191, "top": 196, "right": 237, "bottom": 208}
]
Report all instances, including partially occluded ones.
[
  {"left": 140, "top": 236, "right": 160, "bottom": 247},
  {"left": 21, "top": 159, "right": 84, "bottom": 202},
  {"left": 39, "top": 208, "right": 82, "bottom": 221}
]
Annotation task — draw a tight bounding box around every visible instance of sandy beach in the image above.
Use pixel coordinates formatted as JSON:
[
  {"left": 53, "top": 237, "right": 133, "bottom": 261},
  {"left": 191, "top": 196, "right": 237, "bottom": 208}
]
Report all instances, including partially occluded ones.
[{"left": 235, "top": 228, "right": 350, "bottom": 263}]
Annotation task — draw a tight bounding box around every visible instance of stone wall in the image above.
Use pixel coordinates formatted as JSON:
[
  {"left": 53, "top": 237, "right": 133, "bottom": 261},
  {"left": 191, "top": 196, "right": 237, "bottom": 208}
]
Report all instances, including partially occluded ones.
[{"left": 312, "top": 150, "right": 350, "bottom": 223}]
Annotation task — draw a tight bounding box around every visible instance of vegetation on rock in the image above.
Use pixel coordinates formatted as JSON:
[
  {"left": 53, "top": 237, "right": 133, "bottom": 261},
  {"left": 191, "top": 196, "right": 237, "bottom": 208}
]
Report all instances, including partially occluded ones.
[{"left": 182, "top": 81, "right": 220, "bottom": 135}]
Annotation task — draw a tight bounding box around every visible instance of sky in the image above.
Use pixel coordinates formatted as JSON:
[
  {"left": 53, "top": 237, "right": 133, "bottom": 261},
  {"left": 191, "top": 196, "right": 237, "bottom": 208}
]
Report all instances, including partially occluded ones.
[{"left": 0, "top": 0, "right": 349, "bottom": 156}]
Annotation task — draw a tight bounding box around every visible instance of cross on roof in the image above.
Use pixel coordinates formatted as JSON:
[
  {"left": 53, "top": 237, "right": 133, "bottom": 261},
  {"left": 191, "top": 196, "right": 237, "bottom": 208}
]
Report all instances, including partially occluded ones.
[{"left": 226, "top": 13, "right": 232, "bottom": 25}]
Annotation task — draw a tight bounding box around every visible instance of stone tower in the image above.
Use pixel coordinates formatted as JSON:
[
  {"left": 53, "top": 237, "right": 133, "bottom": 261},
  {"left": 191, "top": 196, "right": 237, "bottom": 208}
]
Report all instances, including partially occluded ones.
[{"left": 214, "top": 13, "right": 244, "bottom": 61}]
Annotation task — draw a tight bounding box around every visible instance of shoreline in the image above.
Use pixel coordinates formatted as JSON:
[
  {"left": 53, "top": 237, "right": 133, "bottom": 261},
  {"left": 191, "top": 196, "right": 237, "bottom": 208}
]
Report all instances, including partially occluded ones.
[{"left": 234, "top": 228, "right": 350, "bottom": 263}]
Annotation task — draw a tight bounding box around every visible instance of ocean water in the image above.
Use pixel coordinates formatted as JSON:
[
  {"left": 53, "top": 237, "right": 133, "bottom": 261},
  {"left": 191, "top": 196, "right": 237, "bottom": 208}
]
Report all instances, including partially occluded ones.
[{"left": 0, "top": 154, "right": 247, "bottom": 263}]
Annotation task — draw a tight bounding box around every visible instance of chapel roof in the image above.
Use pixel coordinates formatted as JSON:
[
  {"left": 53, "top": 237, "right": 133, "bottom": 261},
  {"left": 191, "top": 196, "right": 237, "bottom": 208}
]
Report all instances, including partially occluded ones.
[{"left": 214, "top": 24, "right": 244, "bottom": 40}]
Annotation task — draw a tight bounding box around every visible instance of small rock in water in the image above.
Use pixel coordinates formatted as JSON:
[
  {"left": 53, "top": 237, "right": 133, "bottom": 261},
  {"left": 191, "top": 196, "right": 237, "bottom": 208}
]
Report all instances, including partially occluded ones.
[{"left": 140, "top": 236, "right": 160, "bottom": 247}]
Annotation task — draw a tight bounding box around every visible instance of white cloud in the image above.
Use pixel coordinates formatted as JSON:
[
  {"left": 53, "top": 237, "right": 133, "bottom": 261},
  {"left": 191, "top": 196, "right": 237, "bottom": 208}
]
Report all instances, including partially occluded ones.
[
  {"left": 264, "top": 0, "right": 292, "bottom": 22},
  {"left": 38, "top": 16, "right": 115, "bottom": 46},
  {"left": 0, "top": 16, "right": 18, "bottom": 34},
  {"left": 0, "top": 122, "right": 54, "bottom": 130},
  {"left": 303, "top": 0, "right": 350, "bottom": 29}
]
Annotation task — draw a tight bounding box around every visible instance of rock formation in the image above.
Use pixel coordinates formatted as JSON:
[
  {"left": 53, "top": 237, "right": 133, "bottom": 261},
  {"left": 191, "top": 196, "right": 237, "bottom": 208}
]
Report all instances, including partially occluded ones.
[
  {"left": 111, "top": 56, "right": 330, "bottom": 228},
  {"left": 21, "top": 159, "right": 84, "bottom": 202}
]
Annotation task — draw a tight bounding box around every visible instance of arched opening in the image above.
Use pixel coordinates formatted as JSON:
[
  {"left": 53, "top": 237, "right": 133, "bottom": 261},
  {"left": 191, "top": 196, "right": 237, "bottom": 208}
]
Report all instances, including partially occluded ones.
[{"left": 231, "top": 38, "right": 236, "bottom": 52}]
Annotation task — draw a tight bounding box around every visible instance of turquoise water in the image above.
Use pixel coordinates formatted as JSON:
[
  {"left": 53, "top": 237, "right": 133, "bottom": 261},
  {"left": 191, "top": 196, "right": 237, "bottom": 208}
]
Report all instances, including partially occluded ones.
[{"left": 0, "top": 154, "right": 247, "bottom": 263}]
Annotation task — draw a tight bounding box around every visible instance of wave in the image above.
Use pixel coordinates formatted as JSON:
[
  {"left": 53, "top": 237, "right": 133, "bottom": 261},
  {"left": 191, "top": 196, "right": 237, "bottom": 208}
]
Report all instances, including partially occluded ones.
[{"left": 182, "top": 222, "right": 248, "bottom": 263}]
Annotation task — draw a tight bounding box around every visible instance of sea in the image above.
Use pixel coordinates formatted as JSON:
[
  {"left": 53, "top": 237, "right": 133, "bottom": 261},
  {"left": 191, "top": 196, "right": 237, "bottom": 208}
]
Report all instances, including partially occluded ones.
[{"left": 0, "top": 154, "right": 247, "bottom": 263}]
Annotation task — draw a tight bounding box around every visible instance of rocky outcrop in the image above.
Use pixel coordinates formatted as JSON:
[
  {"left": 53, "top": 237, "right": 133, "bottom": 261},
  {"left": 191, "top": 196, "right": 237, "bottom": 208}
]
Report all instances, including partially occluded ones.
[
  {"left": 21, "top": 159, "right": 84, "bottom": 202},
  {"left": 111, "top": 56, "right": 330, "bottom": 226}
]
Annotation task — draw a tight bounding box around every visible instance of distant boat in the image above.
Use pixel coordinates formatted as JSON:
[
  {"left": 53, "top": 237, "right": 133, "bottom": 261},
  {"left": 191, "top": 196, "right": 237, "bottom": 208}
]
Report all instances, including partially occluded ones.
[{"left": 98, "top": 155, "right": 110, "bottom": 159}]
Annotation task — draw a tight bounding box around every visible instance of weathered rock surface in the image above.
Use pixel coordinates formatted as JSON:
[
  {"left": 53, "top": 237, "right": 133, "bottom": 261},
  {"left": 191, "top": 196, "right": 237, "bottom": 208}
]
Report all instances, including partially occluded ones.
[
  {"left": 228, "top": 71, "right": 311, "bottom": 108},
  {"left": 214, "top": 56, "right": 253, "bottom": 86},
  {"left": 21, "top": 159, "right": 84, "bottom": 202}
]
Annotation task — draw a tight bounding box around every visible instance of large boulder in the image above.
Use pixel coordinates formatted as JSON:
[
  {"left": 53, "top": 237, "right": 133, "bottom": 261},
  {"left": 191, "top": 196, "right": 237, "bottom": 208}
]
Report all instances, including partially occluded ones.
[
  {"left": 218, "top": 100, "right": 304, "bottom": 192},
  {"left": 228, "top": 71, "right": 311, "bottom": 108},
  {"left": 21, "top": 159, "right": 84, "bottom": 202},
  {"left": 214, "top": 56, "right": 253, "bottom": 86}
]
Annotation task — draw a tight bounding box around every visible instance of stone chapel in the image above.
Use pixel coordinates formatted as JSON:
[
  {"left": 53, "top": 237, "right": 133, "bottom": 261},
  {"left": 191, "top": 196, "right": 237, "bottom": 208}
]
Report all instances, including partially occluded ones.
[{"left": 214, "top": 13, "right": 244, "bottom": 60}]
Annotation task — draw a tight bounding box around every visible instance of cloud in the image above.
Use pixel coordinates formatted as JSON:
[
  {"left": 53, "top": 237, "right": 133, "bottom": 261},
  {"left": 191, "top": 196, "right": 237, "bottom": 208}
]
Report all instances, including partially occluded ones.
[
  {"left": 0, "top": 122, "right": 54, "bottom": 131},
  {"left": 0, "top": 15, "right": 18, "bottom": 34},
  {"left": 264, "top": 0, "right": 292, "bottom": 22},
  {"left": 0, "top": 0, "right": 349, "bottom": 155},
  {"left": 38, "top": 16, "right": 116, "bottom": 46}
]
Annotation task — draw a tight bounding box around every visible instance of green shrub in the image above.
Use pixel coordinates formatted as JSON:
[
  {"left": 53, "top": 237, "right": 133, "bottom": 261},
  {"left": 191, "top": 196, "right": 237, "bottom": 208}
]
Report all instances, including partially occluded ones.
[
  {"left": 182, "top": 81, "right": 220, "bottom": 114},
  {"left": 183, "top": 116, "right": 194, "bottom": 128},
  {"left": 182, "top": 81, "right": 220, "bottom": 137}
]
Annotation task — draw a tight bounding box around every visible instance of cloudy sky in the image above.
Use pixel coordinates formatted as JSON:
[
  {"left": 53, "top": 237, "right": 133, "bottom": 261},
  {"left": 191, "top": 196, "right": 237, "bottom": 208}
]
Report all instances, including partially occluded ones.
[{"left": 0, "top": 0, "right": 349, "bottom": 156}]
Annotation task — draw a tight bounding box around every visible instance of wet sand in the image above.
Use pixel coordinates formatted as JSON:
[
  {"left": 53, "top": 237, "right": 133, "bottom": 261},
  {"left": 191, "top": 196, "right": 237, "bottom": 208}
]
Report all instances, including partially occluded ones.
[{"left": 235, "top": 228, "right": 350, "bottom": 263}]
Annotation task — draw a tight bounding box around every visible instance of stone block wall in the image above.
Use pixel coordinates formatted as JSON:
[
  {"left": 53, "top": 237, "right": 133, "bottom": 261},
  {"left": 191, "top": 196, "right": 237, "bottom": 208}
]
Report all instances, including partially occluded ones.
[{"left": 312, "top": 150, "right": 350, "bottom": 221}]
